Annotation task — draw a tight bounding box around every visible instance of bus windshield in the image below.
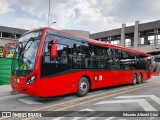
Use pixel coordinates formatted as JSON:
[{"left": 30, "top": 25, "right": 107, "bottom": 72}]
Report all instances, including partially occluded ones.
[
  {"left": 11, "top": 30, "right": 43, "bottom": 76},
  {"left": 5, "top": 46, "right": 16, "bottom": 58}
]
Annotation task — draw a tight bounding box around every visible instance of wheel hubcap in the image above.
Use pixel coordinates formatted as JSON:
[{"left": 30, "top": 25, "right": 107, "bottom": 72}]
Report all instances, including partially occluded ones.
[
  {"left": 133, "top": 76, "right": 137, "bottom": 84},
  {"left": 80, "top": 82, "right": 87, "bottom": 93},
  {"left": 139, "top": 75, "right": 142, "bottom": 83}
]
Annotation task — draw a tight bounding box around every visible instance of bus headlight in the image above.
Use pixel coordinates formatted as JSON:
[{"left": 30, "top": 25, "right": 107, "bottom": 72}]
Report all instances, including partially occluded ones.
[{"left": 27, "top": 75, "right": 37, "bottom": 85}]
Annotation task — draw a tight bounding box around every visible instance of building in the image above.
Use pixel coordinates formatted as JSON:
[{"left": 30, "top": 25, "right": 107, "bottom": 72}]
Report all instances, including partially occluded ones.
[
  {"left": 1, "top": 20, "right": 160, "bottom": 55},
  {"left": 0, "top": 26, "right": 28, "bottom": 47},
  {"left": 90, "top": 20, "right": 160, "bottom": 55},
  {"left": 0, "top": 26, "right": 90, "bottom": 47}
]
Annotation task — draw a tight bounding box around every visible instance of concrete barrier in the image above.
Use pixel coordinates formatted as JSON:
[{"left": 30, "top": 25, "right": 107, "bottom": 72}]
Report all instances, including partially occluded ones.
[{"left": 0, "top": 58, "right": 12, "bottom": 85}]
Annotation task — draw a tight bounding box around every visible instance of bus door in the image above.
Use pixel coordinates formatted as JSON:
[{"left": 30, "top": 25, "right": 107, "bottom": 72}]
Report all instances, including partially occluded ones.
[
  {"left": 108, "top": 62, "right": 128, "bottom": 85},
  {"left": 41, "top": 35, "right": 74, "bottom": 94}
]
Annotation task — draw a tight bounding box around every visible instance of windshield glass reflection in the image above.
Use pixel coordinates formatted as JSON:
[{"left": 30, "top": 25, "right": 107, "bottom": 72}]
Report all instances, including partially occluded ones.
[{"left": 12, "top": 40, "right": 40, "bottom": 70}]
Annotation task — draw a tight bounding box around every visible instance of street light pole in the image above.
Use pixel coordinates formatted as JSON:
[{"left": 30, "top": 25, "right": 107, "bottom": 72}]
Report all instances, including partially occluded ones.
[
  {"left": 48, "top": 0, "right": 50, "bottom": 27},
  {"left": 49, "top": 21, "right": 56, "bottom": 27}
]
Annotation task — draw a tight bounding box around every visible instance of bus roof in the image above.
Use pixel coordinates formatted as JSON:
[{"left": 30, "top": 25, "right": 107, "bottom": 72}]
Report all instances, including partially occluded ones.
[
  {"left": 24, "top": 27, "right": 151, "bottom": 57},
  {"left": 4, "top": 42, "right": 17, "bottom": 47},
  {"left": 46, "top": 27, "right": 151, "bottom": 57}
]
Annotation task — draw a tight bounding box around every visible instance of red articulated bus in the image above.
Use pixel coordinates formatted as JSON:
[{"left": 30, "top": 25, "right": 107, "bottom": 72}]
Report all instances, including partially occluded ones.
[
  {"left": 3, "top": 42, "right": 17, "bottom": 58},
  {"left": 11, "top": 27, "right": 152, "bottom": 97}
]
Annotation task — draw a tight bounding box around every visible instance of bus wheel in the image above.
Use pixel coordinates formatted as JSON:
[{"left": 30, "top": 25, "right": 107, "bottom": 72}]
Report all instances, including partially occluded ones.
[
  {"left": 138, "top": 74, "right": 143, "bottom": 84},
  {"left": 76, "top": 77, "right": 90, "bottom": 97},
  {"left": 132, "top": 74, "right": 137, "bottom": 85}
]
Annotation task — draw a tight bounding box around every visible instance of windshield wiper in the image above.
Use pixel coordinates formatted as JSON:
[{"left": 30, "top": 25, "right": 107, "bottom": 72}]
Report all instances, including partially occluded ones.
[
  {"left": 18, "top": 38, "right": 35, "bottom": 60},
  {"left": 18, "top": 42, "right": 23, "bottom": 60}
]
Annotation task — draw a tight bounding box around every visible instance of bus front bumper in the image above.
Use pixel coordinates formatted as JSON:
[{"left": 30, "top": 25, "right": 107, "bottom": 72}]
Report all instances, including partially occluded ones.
[{"left": 11, "top": 83, "right": 39, "bottom": 96}]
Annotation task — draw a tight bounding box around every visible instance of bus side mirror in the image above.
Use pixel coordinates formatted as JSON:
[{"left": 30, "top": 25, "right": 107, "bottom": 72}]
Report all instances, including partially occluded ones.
[{"left": 51, "top": 40, "right": 58, "bottom": 58}]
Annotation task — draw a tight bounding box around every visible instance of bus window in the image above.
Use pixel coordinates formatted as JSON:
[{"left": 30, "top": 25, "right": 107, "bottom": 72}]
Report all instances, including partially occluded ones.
[
  {"left": 0, "top": 48, "right": 3, "bottom": 58},
  {"left": 72, "top": 42, "right": 93, "bottom": 69},
  {"left": 92, "top": 45, "right": 109, "bottom": 69},
  {"left": 41, "top": 35, "right": 73, "bottom": 77},
  {"left": 6, "top": 46, "right": 15, "bottom": 58}
]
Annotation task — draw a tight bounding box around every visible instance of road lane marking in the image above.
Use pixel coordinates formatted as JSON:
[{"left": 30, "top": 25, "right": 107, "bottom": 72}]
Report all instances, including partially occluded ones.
[
  {"left": 105, "top": 117, "right": 116, "bottom": 120},
  {"left": 0, "top": 81, "right": 160, "bottom": 120},
  {"left": 30, "top": 87, "right": 141, "bottom": 110},
  {"left": 116, "top": 95, "right": 160, "bottom": 105},
  {"left": 31, "top": 82, "right": 160, "bottom": 111},
  {"left": 18, "top": 98, "right": 42, "bottom": 104},
  {"left": 20, "top": 82, "right": 160, "bottom": 120},
  {"left": 88, "top": 90, "right": 106, "bottom": 95},
  {"left": 48, "top": 83, "right": 160, "bottom": 111},
  {"left": 0, "top": 94, "right": 26, "bottom": 100},
  {"left": 95, "top": 99, "right": 157, "bottom": 111},
  {"left": 85, "top": 113, "right": 106, "bottom": 120},
  {"left": 22, "top": 82, "right": 160, "bottom": 120},
  {"left": 116, "top": 119, "right": 127, "bottom": 120},
  {"left": 52, "top": 108, "right": 95, "bottom": 120},
  {"left": 51, "top": 117, "right": 65, "bottom": 120}
]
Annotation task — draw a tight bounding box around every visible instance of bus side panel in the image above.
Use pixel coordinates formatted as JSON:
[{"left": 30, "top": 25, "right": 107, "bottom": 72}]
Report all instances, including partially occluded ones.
[
  {"left": 89, "top": 71, "right": 115, "bottom": 89},
  {"left": 38, "top": 70, "right": 136, "bottom": 97},
  {"left": 141, "top": 70, "right": 151, "bottom": 81},
  {"left": 121, "top": 70, "right": 134, "bottom": 84},
  {"left": 90, "top": 70, "right": 132, "bottom": 89},
  {"left": 40, "top": 76, "right": 75, "bottom": 97},
  {"left": 37, "top": 70, "right": 151, "bottom": 97},
  {"left": 38, "top": 70, "right": 129, "bottom": 97},
  {"left": 39, "top": 71, "right": 93, "bottom": 97}
]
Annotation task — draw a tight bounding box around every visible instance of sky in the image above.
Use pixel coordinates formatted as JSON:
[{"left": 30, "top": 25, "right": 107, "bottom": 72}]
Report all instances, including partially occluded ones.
[{"left": 0, "top": 0, "right": 160, "bottom": 33}]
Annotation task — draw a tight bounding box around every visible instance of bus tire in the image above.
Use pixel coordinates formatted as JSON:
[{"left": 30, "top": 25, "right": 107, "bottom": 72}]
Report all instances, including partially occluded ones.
[
  {"left": 132, "top": 74, "right": 137, "bottom": 85},
  {"left": 138, "top": 74, "right": 143, "bottom": 84},
  {"left": 76, "top": 77, "right": 90, "bottom": 97}
]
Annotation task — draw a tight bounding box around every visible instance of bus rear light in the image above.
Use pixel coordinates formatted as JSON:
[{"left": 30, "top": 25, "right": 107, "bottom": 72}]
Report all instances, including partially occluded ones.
[{"left": 27, "top": 75, "right": 37, "bottom": 85}]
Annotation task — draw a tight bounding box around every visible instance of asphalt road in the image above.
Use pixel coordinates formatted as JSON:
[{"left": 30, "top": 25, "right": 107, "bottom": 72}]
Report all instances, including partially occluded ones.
[{"left": 0, "top": 76, "right": 160, "bottom": 120}]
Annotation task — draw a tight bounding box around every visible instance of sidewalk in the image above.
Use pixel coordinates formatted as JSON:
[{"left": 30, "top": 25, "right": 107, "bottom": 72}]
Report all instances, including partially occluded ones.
[
  {"left": 0, "top": 84, "right": 16, "bottom": 97},
  {"left": 0, "top": 84, "right": 11, "bottom": 92}
]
